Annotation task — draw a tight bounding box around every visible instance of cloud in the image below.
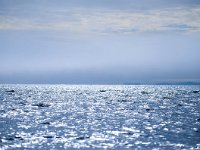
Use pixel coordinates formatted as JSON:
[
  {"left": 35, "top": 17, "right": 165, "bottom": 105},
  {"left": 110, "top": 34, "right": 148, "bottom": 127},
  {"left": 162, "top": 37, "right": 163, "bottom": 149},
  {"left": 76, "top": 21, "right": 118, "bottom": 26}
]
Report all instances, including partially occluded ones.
[
  {"left": 0, "top": 6, "right": 200, "bottom": 34},
  {"left": 163, "top": 24, "right": 199, "bottom": 31}
]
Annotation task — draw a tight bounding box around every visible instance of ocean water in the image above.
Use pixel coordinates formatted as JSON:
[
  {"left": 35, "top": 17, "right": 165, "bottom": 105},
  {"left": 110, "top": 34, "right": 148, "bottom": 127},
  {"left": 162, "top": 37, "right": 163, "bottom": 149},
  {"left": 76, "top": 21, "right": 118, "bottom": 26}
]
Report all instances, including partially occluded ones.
[{"left": 0, "top": 85, "right": 200, "bottom": 150}]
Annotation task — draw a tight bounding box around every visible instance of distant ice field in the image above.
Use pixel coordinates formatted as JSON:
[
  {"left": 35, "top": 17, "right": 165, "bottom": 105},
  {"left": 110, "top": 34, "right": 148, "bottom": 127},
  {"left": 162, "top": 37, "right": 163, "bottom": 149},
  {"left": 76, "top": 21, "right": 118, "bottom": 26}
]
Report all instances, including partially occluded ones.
[{"left": 0, "top": 85, "right": 200, "bottom": 149}]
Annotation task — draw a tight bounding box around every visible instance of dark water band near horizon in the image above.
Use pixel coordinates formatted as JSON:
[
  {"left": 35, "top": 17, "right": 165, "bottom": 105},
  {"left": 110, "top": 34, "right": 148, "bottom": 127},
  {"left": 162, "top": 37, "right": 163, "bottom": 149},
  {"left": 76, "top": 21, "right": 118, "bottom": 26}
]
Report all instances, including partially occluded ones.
[{"left": 0, "top": 85, "right": 200, "bottom": 149}]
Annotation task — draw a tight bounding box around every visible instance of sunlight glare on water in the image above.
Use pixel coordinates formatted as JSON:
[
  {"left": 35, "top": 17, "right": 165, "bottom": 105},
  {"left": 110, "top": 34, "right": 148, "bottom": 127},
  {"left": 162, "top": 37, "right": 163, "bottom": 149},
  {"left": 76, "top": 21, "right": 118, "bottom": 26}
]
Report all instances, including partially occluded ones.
[{"left": 0, "top": 85, "right": 200, "bottom": 149}]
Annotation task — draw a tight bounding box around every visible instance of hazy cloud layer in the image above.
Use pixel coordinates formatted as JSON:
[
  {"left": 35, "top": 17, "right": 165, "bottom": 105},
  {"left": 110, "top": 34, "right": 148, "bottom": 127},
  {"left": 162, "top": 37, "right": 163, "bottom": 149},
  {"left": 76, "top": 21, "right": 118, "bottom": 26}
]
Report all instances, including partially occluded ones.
[
  {"left": 0, "top": 0, "right": 200, "bottom": 83},
  {"left": 0, "top": 2, "right": 200, "bottom": 34}
]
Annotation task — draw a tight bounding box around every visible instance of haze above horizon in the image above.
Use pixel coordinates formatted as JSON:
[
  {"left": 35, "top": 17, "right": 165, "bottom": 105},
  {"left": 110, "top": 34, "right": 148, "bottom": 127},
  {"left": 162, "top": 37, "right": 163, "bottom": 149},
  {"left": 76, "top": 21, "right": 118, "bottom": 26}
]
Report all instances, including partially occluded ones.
[{"left": 0, "top": 0, "right": 200, "bottom": 84}]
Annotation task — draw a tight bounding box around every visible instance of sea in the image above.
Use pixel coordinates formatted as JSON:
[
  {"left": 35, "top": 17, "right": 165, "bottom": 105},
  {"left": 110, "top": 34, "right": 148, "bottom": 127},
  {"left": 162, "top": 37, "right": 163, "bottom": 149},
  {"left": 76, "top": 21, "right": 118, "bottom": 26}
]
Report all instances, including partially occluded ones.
[{"left": 0, "top": 84, "right": 200, "bottom": 150}]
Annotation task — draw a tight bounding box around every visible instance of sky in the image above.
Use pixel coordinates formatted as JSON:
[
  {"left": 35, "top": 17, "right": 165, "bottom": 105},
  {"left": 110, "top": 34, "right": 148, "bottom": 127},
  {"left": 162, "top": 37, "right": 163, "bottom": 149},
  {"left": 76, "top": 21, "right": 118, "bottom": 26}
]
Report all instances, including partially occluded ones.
[{"left": 0, "top": 0, "right": 200, "bottom": 84}]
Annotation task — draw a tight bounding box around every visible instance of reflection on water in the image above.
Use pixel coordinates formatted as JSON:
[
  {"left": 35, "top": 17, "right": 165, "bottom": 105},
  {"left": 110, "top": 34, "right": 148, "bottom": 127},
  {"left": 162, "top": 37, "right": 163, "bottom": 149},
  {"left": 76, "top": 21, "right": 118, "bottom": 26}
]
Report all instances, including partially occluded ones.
[{"left": 0, "top": 85, "right": 200, "bottom": 149}]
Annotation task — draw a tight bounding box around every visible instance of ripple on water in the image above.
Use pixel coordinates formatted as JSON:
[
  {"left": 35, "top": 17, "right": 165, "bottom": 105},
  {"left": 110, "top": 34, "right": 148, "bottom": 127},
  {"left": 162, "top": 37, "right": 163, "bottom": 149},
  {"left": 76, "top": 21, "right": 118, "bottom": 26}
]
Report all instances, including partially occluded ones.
[{"left": 0, "top": 85, "right": 200, "bottom": 149}]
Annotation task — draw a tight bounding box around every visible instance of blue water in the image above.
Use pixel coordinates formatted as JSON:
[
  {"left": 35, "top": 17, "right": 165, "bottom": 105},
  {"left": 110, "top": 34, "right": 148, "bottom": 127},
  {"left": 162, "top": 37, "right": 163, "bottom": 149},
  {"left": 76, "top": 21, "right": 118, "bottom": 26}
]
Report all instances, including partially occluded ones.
[{"left": 0, "top": 85, "right": 200, "bottom": 149}]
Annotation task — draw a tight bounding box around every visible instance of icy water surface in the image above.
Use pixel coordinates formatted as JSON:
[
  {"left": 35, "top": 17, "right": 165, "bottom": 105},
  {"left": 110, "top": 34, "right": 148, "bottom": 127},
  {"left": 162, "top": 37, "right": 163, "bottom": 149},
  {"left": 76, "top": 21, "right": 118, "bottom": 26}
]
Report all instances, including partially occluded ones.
[{"left": 0, "top": 85, "right": 200, "bottom": 150}]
